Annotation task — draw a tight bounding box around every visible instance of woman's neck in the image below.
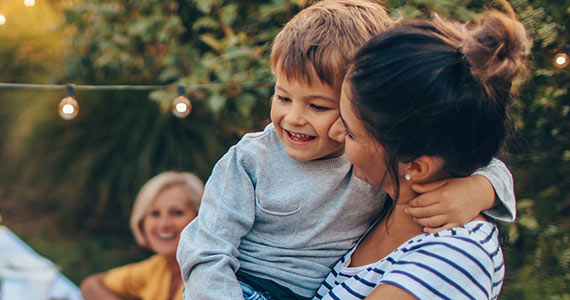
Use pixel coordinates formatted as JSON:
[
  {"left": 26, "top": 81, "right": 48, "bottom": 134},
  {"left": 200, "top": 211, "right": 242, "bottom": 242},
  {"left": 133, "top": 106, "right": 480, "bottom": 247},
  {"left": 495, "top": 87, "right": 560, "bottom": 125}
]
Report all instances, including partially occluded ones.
[
  {"left": 164, "top": 254, "right": 183, "bottom": 300},
  {"left": 390, "top": 180, "right": 417, "bottom": 206},
  {"left": 164, "top": 254, "right": 180, "bottom": 276},
  {"left": 348, "top": 186, "right": 423, "bottom": 267},
  {"left": 387, "top": 182, "right": 423, "bottom": 231}
]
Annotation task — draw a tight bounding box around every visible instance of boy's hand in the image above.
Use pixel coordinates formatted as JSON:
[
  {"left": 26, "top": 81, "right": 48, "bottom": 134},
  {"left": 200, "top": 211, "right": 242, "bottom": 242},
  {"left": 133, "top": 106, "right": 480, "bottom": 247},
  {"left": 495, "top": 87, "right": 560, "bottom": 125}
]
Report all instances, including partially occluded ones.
[{"left": 405, "top": 175, "right": 496, "bottom": 233}]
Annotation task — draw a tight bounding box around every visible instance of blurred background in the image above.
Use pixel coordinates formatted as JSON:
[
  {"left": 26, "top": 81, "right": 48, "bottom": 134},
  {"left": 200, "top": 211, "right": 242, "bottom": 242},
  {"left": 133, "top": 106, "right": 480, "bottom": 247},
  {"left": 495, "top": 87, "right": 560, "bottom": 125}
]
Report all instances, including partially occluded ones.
[{"left": 0, "top": 0, "right": 567, "bottom": 299}]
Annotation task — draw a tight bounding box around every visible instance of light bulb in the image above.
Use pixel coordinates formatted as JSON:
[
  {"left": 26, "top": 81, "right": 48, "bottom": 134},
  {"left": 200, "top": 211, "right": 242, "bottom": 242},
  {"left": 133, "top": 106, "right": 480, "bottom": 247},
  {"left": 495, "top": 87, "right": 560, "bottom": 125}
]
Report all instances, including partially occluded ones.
[
  {"left": 554, "top": 52, "right": 569, "bottom": 69},
  {"left": 59, "top": 96, "right": 79, "bottom": 120},
  {"left": 172, "top": 95, "right": 192, "bottom": 118},
  {"left": 24, "top": 0, "right": 35, "bottom": 7},
  {"left": 0, "top": 14, "right": 6, "bottom": 25}
]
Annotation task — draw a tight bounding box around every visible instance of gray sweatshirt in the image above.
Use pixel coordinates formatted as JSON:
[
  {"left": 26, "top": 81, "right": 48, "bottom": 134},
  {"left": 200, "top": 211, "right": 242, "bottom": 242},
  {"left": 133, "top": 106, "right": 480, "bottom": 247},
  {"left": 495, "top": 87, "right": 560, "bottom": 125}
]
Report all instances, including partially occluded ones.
[{"left": 177, "top": 123, "right": 515, "bottom": 299}]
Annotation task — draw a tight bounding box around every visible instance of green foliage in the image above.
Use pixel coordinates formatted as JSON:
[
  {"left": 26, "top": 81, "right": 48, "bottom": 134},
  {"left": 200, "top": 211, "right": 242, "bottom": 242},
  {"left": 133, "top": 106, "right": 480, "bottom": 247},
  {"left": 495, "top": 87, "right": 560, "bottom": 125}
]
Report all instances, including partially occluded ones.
[
  {"left": 2, "top": 0, "right": 296, "bottom": 232},
  {"left": 502, "top": 0, "right": 570, "bottom": 297},
  {"left": 8, "top": 90, "right": 230, "bottom": 231},
  {"left": 0, "top": 0, "right": 67, "bottom": 155},
  {"left": 1, "top": 0, "right": 297, "bottom": 283},
  {"left": 0, "top": 0, "right": 568, "bottom": 296}
]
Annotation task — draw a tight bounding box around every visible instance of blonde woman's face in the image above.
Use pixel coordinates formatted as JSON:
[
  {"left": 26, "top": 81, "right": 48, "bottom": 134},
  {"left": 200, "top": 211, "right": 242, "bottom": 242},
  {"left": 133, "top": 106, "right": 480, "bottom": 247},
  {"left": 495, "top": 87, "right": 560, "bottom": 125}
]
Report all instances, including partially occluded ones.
[{"left": 143, "top": 185, "right": 197, "bottom": 259}]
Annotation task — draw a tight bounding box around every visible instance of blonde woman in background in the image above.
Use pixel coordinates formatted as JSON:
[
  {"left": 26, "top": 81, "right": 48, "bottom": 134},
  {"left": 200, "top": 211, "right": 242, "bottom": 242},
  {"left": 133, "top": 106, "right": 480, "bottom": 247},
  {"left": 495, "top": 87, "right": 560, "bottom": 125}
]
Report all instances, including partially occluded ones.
[{"left": 80, "top": 171, "right": 203, "bottom": 300}]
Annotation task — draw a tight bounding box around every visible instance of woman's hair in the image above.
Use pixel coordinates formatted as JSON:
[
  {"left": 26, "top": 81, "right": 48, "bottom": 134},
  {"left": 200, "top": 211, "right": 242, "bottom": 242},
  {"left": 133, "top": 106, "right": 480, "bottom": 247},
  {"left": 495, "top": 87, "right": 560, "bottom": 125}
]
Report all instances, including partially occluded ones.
[
  {"left": 347, "top": 3, "right": 528, "bottom": 205},
  {"left": 130, "top": 171, "right": 204, "bottom": 248}
]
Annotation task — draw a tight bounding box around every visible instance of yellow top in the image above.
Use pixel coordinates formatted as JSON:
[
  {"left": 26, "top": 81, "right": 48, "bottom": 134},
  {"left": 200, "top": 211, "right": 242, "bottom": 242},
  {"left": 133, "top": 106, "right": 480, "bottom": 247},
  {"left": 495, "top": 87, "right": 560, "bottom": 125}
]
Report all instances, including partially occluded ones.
[{"left": 104, "top": 254, "right": 183, "bottom": 300}]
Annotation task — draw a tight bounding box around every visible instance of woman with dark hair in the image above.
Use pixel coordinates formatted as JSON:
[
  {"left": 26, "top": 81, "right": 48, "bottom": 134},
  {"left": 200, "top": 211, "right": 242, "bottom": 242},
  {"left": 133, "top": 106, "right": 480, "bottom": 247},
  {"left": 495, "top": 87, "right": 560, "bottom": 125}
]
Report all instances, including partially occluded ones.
[{"left": 314, "top": 3, "right": 528, "bottom": 299}]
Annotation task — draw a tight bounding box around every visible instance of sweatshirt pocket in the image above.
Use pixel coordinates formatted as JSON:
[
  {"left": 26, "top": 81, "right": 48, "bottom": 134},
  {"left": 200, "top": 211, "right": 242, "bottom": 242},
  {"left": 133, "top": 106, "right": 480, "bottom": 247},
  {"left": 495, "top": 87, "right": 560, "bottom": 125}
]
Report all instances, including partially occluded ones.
[{"left": 251, "top": 196, "right": 301, "bottom": 246}]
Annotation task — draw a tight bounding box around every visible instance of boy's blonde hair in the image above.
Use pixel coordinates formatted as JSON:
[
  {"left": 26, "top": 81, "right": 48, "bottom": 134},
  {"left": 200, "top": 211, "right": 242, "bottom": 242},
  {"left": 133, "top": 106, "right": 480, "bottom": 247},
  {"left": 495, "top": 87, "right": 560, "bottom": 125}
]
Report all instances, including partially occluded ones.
[
  {"left": 270, "top": 0, "right": 393, "bottom": 89},
  {"left": 130, "top": 171, "right": 204, "bottom": 248}
]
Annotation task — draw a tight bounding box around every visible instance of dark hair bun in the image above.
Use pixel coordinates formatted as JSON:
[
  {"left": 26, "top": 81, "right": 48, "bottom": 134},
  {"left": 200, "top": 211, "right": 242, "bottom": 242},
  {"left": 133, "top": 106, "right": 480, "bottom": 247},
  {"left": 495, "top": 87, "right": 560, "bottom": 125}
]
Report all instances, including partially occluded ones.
[{"left": 462, "top": 4, "right": 529, "bottom": 99}]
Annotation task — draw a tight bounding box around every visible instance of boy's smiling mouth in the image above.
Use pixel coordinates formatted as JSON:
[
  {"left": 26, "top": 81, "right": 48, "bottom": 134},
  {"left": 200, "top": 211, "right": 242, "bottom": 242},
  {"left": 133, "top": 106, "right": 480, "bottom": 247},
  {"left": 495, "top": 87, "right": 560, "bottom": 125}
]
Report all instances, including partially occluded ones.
[{"left": 286, "top": 130, "right": 316, "bottom": 142}]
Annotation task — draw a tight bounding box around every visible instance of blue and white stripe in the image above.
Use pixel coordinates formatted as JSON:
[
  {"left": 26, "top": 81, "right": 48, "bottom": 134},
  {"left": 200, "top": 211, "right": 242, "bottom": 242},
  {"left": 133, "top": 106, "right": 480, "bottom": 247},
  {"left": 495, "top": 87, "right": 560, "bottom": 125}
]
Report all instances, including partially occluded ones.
[{"left": 314, "top": 221, "right": 504, "bottom": 300}]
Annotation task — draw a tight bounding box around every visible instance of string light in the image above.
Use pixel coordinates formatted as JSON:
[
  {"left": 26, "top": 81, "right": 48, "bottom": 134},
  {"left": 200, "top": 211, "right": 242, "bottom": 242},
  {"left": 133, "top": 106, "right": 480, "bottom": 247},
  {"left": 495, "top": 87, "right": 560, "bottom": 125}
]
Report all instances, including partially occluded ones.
[
  {"left": 554, "top": 53, "right": 568, "bottom": 69},
  {"left": 0, "top": 81, "right": 272, "bottom": 120},
  {"left": 172, "top": 85, "right": 191, "bottom": 118},
  {"left": 0, "top": 14, "right": 6, "bottom": 25},
  {"left": 58, "top": 84, "right": 79, "bottom": 120},
  {"left": 23, "top": 0, "right": 36, "bottom": 7},
  {"left": 553, "top": 45, "right": 570, "bottom": 69}
]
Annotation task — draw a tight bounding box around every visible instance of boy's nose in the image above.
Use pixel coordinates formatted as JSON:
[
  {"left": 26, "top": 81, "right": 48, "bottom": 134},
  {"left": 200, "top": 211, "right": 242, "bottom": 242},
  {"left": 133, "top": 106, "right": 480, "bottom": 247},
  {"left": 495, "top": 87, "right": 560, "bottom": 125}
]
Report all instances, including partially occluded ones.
[
  {"left": 329, "top": 117, "right": 346, "bottom": 143},
  {"left": 284, "top": 103, "right": 307, "bottom": 125}
]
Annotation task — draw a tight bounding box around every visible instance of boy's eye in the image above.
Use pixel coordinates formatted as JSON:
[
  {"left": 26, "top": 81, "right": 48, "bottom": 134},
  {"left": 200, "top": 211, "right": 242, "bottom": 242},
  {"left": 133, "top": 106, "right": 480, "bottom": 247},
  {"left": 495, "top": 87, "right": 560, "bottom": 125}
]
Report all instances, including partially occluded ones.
[
  {"left": 149, "top": 210, "right": 160, "bottom": 217},
  {"left": 310, "top": 104, "right": 330, "bottom": 111},
  {"left": 276, "top": 95, "right": 291, "bottom": 103}
]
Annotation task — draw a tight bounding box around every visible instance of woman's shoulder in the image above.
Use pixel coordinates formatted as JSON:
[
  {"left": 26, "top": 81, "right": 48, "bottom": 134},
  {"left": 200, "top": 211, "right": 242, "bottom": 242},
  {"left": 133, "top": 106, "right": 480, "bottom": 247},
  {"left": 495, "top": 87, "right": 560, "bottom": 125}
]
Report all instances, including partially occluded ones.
[
  {"left": 380, "top": 220, "right": 503, "bottom": 284},
  {"left": 106, "top": 254, "right": 167, "bottom": 277},
  {"left": 428, "top": 221, "right": 499, "bottom": 248},
  {"left": 102, "top": 255, "right": 168, "bottom": 297},
  {"left": 400, "top": 221, "right": 500, "bottom": 255},
  {"left": 137, "top": 254, "right": 167, "bottom": 268}
]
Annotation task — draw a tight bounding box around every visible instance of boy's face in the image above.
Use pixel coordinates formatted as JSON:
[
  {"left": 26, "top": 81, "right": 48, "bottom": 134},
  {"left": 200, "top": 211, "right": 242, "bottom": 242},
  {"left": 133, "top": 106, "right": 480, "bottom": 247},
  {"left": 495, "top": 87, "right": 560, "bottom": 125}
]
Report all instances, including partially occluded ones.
[{"left": 270, "top": 71, "right": 344, "bottom": 161}]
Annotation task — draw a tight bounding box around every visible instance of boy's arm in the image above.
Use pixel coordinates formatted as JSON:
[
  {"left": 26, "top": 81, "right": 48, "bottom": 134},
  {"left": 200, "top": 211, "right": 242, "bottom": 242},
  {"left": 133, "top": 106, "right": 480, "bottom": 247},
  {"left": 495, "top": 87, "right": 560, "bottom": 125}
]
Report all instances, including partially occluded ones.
[
  {"left": 176, "top": 146, "right": 254, "bottom": 300},
  {"left": 472, "top": 158, "right": 516, "bottom": 221},
  {"left": 406, "top": 158, "right": 516, "bottom": 232}
]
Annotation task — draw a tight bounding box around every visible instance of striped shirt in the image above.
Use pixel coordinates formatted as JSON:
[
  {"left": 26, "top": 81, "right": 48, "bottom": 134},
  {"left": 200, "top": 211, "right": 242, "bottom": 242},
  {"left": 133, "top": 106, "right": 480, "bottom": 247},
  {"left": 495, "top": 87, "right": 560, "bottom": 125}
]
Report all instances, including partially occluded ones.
[{"left": 314, "top": 221, "right": 504, "bottom": 300}]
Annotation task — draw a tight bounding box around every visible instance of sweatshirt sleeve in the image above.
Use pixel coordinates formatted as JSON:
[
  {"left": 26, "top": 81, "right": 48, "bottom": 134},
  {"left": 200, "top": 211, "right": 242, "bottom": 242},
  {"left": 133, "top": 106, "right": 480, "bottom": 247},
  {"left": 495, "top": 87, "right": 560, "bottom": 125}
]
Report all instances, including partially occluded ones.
[
  {"left": 176, "top": 145, "right": 255, "bottom": 300},
  {"left": 473, "top": 157, "right": 516, "bottom": 222}
]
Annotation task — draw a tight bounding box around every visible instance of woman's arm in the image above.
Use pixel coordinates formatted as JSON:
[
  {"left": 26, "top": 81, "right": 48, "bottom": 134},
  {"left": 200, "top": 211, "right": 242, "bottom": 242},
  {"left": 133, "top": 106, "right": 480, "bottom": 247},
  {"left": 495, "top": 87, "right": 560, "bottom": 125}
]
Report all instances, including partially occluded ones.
[
  {"left": 365, "top": 284, "right": 417, "bottom": 300},
  {"left": 80, "top": 272, "right": 136, "bottom": 300}
]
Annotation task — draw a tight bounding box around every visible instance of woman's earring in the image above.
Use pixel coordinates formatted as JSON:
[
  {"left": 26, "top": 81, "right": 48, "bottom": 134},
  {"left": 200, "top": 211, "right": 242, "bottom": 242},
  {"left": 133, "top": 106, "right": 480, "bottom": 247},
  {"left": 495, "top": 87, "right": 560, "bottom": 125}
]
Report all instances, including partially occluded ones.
[{"left": 404, "top": 174, "right": 412, "bottom": 181}]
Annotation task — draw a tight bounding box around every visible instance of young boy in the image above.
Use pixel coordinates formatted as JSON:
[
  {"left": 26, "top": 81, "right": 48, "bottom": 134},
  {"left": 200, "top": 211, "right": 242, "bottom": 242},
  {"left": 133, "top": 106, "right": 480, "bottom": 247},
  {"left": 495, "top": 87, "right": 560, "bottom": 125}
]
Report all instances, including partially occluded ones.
[{"left": 176, "top": 1, "right": 516, "bottom": 299}]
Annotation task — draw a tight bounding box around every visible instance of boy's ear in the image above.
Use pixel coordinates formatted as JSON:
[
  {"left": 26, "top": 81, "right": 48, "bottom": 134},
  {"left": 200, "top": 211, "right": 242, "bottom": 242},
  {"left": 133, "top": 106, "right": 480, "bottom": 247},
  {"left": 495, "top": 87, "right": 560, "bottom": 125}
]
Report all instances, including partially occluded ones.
[{"left": 403, "top": 156, "right": 445, "bottom": 183}]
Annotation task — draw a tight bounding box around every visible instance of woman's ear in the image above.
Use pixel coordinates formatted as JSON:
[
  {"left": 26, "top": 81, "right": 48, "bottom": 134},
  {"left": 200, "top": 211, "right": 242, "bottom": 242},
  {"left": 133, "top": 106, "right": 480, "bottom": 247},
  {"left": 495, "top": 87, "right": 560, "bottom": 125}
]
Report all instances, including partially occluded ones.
[{"left": 403, "top": 156, "right": 445, "bottom": 183}]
